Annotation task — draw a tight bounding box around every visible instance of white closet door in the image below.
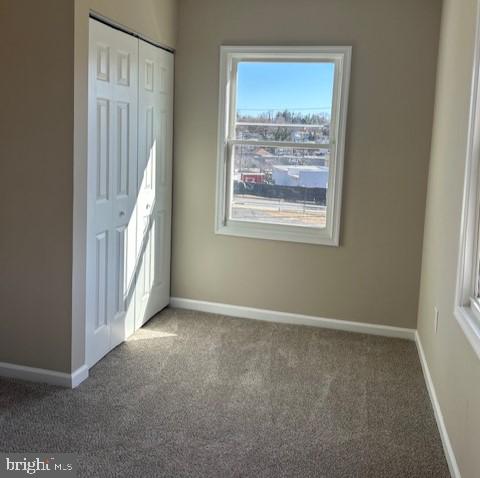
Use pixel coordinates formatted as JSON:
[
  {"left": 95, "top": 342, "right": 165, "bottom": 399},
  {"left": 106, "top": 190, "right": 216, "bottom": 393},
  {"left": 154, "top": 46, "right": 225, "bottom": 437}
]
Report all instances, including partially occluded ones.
[
  {"left": 135, "top": 40, "right": 174, "bottom": 329},
  {"left": 87, "top": 19, "right": 138, "bottom": 366}
]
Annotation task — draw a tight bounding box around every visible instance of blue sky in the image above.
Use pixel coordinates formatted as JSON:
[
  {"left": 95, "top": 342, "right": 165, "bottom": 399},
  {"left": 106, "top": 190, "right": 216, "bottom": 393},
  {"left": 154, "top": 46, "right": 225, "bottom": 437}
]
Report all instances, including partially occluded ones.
[{"left": 236, "top": 62, "right": 335, "bottom": 115}]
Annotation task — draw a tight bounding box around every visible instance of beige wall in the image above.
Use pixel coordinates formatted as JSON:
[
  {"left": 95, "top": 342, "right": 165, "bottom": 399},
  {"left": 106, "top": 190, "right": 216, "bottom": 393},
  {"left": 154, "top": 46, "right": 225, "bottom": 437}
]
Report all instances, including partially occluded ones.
[
  {"left": 172, "top": 0, "right": 442, "bottom": 328},
  {"left": 86, "top": 0, "right": 177, "bottom": 48},
  {"left": 0, "top": 0, "right": 75, "bottom": 372},
  {"left": 417, "top": 0, "right": 480, "bottom": 476}
]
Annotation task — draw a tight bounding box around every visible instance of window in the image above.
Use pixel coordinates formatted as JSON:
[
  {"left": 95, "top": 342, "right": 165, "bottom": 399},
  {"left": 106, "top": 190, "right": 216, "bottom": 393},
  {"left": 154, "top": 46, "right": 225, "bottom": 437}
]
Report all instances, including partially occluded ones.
[
  {"left": 215, "top": 46, "right": 351, "bottom": 245},
  {"left": 455, "top": 24, "right": 480, "bottom": 359}
]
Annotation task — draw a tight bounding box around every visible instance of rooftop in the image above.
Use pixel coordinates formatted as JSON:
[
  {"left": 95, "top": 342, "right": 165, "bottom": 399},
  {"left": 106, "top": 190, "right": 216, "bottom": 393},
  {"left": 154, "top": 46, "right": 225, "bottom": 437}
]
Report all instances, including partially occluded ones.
[{"left": 273, "top": 165, "right": 329, "bottom": 172}]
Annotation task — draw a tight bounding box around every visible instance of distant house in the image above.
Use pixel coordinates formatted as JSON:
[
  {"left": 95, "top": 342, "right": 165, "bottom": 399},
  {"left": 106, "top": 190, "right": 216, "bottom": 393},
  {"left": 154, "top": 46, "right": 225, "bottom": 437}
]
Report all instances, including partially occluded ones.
[
  {"left": 254, "top": 148, "right": 271, "bottom": 159},
  {"left": 272, "top": 165, "right": 328, "bottom": 188}
]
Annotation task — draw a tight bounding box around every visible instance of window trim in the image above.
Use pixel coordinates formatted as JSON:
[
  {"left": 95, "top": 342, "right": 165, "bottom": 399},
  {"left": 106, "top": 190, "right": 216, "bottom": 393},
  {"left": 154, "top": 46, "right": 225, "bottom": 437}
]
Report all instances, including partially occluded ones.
[
  {"left": 454, "top": 4, "right": 480, "bottom": 360},
  {"left": 214, "top": 45, "right": 352, "bottom": 246}
]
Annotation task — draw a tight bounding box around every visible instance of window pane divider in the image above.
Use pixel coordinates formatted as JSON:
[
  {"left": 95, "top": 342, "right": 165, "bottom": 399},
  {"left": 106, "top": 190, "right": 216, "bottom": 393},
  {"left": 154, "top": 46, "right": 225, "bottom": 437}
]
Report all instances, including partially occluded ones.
[
  {"left": 236, "top": 122, "right": 329, "bottom": 128},
  {"left": 227, "top": 138, "right": 332, "bottom": 150}
]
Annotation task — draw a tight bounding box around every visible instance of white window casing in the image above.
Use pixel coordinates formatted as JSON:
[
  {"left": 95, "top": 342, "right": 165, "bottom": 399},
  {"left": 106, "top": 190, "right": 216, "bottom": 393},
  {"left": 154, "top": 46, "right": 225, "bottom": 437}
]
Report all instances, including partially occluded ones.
[
  {"left": 215, "top": 46, "right": 352, "bottom": 246},
  {"left": 454, "top": 5, "right": 480, "bottom": 359}
]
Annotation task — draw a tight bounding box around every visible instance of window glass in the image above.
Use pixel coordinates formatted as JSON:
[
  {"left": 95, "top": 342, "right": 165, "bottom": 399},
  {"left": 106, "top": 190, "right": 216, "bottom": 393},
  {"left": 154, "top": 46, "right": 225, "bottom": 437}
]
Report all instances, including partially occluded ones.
[{"left": 231, "top": 61, "right": 335, "bottom": 228}]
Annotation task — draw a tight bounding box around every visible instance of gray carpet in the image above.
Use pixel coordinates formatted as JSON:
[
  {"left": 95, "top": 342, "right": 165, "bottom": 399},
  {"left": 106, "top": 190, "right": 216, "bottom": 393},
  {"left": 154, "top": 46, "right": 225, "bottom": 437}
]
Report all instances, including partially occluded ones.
[{"left": 0, "top": 308, "right": 449, "bottom": 477}]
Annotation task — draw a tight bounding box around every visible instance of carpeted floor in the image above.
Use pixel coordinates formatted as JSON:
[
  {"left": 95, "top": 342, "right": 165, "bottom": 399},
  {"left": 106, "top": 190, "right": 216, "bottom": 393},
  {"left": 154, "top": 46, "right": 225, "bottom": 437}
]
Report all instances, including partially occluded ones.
[{"left": 0, "top": 308, "right": 449, "bottom": 477}]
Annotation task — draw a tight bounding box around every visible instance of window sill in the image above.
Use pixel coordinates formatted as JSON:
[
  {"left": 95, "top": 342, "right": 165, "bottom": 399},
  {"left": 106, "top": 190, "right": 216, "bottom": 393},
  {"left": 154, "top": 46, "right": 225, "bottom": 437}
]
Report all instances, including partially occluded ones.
[
  {"left": 454, "top": 305, "right": 480, "bottom": 360},
  {"left": 215, "top": 220, "right": 339, "bottom": 246}
]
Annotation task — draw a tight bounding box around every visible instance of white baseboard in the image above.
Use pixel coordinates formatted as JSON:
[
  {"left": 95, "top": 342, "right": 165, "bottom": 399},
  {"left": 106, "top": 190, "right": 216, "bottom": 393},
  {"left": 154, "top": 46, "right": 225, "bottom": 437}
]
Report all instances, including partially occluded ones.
[
  {"left": 415, "top": 332, "right": 460, "bottom": 478},
  {"left": 0, "top": 362, "right": 89, "bottom": 388},
  {"left": 169, "top": 297, "right": 416, "bottom": 340}
]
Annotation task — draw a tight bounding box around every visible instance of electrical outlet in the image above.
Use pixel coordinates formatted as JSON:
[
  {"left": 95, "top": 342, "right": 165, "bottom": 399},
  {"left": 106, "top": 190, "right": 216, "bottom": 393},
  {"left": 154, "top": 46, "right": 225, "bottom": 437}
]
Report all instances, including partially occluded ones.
[{"left": 434, "top": 307, "right": 439, "bottom": 334}]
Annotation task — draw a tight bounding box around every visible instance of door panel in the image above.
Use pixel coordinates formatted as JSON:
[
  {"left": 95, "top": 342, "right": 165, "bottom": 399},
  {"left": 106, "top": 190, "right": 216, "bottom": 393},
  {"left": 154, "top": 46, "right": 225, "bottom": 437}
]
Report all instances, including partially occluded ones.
[
  {"left": 135, "top": 40, "right": 173, "bottom": 329},
  {"left": 94, "top": 231, "right": 108, "bottom": 330},
  {"left": 87, "top": 19, "right": 138, "bottom": 367}
]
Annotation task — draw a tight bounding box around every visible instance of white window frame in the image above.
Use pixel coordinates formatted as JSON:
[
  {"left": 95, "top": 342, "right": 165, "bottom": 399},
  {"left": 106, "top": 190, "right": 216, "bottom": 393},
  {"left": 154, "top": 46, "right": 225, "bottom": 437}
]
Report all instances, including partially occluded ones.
[
  {"left": 455, "top": 4, "right": 480, "bottom": 360},
  {"left": 214, "top": 46, "right": 352, "bottom": 246}
]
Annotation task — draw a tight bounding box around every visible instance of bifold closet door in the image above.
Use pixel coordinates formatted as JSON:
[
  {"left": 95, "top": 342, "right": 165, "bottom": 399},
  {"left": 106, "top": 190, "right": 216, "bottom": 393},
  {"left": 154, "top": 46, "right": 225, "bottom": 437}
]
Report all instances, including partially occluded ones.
[
  {"left": 135, "top": 40, "right": 174, "bottom": 329},
  {"left": 87, "top": 19, "right": 174, "bottom": 368}
]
